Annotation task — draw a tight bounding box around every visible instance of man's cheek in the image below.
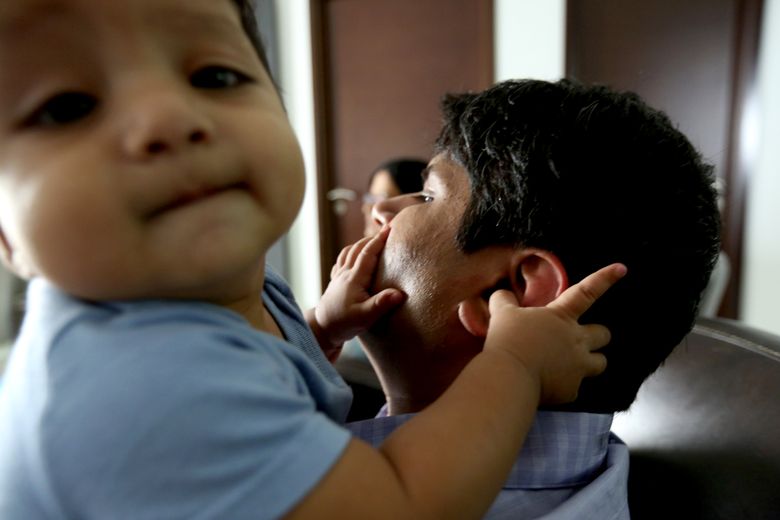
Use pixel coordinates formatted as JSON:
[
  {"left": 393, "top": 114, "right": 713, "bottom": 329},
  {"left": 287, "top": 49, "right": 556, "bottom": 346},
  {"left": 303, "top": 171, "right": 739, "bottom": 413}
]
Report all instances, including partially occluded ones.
[{"left": 371, "top": 250, "right": 393, "bottom": 294}]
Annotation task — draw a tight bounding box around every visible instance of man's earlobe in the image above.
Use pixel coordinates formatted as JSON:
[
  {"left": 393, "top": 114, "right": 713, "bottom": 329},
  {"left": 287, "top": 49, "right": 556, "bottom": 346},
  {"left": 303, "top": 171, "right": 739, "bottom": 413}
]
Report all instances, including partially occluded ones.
[
  {"left": 458, "top": 297, "right": 491, "bottom": 338},
  {"left": 0, "top": 227, "right": 14, "bottom": 270},
  {"left": 0, "top": 227, "right": 29, "bottom": 279},
  {"left": 514, "top": 251, "right": 568, "bottom": 306}
]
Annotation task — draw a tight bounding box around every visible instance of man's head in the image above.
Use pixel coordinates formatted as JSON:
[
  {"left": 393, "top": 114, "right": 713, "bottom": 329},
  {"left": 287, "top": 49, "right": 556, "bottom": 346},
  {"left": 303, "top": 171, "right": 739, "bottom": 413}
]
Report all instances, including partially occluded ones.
[
  {"left": 366, "top": 79, "right": 720, "bottom": 413},
  {"left": 0, "top": 0, "right": 304, "bottom": 304}
]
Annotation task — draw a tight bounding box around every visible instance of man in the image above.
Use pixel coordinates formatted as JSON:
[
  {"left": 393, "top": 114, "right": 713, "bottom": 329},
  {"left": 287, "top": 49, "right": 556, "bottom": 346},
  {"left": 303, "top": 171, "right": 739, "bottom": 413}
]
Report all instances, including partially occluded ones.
[{"left": 346, "top": 79, "right": 721, "bottom": 519}]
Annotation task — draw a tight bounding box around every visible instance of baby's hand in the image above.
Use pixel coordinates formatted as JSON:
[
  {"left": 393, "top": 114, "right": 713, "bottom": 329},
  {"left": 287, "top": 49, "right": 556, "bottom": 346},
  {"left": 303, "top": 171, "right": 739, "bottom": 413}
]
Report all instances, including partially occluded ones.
[
  {"left": 484, "top": 263, "right": 627, "bottom": 404},
  {"left": 309, "top": 227, "right": 406, "bottom": 359}
]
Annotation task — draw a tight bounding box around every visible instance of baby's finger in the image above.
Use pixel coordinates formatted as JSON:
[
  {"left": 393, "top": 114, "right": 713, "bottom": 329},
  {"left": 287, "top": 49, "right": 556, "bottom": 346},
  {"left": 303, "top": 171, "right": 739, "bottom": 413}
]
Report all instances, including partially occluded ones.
[
  {"left": 344, "top": 236, "right": 374, "bottom": 268},
  {"left": 358, "top": 289, "right": 406, "bottom": 325},
  {"left": 352, "top": 228, "right": 390, "bottom": 278},
  {"left": 333, "top": 241, "right": 360, "bottom": 278},
  {"left": 335, "top": 244, "right": 351, "bottom": 268},
  {"left": 332, "top": 247, "right": 350, "bottom": 279},
  {"left": 549, "top": 263, "right": 627, "bottom": 319},
  {"left": 584, "top": 352, "right": 608, "bottom": 377},
  {"left": 361, "top": 226, "right": 391, "bottom": 256},
  {"left": 581, "top": 323, "right": 612, "bottom": 351},
  {"left": 488, "top": 289, "right": 520, "bottom": 315}
]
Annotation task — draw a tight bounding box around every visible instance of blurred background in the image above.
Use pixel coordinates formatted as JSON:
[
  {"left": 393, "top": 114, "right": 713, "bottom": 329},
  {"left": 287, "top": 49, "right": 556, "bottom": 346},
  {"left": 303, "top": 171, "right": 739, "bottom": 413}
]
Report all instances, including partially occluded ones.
[{"left": 1, "top": 0, "right": 778, "bottom": 357}]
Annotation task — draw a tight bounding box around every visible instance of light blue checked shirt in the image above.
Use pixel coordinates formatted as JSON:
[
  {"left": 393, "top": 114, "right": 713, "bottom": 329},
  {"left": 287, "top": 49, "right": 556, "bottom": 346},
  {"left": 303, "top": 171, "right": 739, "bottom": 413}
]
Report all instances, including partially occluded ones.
[{"left": 348, "top": 410, "right": 630, "bottom": 519}]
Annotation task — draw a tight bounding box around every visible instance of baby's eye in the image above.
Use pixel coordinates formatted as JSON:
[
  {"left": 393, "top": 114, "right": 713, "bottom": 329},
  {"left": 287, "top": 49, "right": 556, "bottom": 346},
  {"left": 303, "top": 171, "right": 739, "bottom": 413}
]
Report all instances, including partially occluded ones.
[
  {"left": 190, "top": 66, "right": 253, "bottom": 89},
  {"left": 24, "top": 92, "right": 97, "bottom": 127}
]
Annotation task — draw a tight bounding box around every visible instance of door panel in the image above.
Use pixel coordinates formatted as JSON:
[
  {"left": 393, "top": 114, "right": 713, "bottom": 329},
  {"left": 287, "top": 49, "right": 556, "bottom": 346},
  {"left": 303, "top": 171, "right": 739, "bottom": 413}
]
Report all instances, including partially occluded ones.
[{"left": 566, "top": 0, "right": 764, "bottom": 318}]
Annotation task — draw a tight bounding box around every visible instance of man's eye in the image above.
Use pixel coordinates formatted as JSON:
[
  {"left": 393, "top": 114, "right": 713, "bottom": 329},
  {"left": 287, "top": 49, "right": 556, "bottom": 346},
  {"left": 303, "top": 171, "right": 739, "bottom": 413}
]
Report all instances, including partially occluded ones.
[
  {"left": 24, "top": 92, "right": 97, "bottom": 127},
  {"left": 190, "top": 66, "right": 252, "bottom": 89},
  {"left": 417, "top": 193, "right": 434, "bottom": 203}
]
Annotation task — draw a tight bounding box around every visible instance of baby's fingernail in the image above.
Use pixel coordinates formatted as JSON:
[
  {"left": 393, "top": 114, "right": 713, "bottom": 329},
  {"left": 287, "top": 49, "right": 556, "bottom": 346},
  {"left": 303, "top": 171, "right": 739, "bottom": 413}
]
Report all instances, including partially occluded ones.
[{"left": 388, "top": 290, "right": 406, "bottom": 304}]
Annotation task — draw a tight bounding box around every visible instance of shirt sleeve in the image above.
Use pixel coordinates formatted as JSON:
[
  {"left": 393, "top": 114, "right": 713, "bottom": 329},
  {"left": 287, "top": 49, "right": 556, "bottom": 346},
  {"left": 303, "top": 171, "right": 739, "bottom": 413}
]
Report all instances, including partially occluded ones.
[{"left": 43, "top": 317, "right": 352, "bottom": 520}]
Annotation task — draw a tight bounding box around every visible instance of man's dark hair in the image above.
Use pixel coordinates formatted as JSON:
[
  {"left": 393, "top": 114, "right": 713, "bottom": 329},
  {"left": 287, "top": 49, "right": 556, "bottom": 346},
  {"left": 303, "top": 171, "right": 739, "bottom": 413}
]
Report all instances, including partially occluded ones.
[
  {"left": 435, "top": 79, "right": 721, "bottom": 412},
  {"left": 370, "top": 158, "right": 427, "bottom": 195}
]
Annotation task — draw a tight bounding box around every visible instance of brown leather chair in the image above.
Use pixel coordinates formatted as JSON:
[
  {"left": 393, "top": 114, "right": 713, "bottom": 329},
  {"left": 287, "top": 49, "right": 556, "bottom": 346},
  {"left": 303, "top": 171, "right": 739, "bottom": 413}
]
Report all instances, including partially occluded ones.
[{"left": 611, "top": 316, "right": 780, "bottom": 519}]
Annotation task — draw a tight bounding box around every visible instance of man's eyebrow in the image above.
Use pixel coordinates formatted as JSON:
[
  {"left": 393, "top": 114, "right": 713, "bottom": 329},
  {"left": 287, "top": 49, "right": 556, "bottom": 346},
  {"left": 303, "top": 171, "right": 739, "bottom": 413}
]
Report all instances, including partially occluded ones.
[{"left": 421, "top": 166, "right": 432, "bottom": 183}]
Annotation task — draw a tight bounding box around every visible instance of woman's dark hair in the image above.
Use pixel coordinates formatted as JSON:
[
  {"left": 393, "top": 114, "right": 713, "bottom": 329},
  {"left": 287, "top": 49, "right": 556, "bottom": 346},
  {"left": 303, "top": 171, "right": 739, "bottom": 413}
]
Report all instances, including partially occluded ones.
[
  {"left": 436, "top": 79, "right": 721, "bottom": 412},
  {"left": 370, "top": 158, "right": 428, "bottom": 195}
]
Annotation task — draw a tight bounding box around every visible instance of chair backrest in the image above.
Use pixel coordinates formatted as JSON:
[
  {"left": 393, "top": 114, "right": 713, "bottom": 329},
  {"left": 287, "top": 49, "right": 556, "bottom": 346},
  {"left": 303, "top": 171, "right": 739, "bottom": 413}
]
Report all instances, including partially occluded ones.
[
  {"left": 611, "top": 317, "right": 780, "bottom": 520},
  {"left": 697, "top": 251, "right": 731, "bottom": 318}
]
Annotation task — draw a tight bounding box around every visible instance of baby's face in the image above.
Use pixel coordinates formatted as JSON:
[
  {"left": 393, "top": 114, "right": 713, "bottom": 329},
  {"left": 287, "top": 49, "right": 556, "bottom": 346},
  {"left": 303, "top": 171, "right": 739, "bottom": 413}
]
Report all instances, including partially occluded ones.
[{"left": 0, "top": 0, "right": 305, "bottom": 302}]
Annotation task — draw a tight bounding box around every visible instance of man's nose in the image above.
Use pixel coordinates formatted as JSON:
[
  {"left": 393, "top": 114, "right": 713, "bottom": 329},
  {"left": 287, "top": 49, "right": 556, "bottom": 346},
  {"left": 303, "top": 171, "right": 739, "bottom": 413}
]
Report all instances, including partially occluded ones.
[
  {"left": 119, "top": 81, "right": 214, "bottom": 159},
  {"left": 371, "top": 194, "right": 416, "bottom": 227}
]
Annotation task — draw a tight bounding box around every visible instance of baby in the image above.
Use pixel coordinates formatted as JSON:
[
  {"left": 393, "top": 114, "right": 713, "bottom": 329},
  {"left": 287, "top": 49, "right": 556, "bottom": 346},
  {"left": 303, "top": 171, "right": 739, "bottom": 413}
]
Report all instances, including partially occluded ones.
[{"left": 0, "top": 1, "right": 623, "bottom": 518}]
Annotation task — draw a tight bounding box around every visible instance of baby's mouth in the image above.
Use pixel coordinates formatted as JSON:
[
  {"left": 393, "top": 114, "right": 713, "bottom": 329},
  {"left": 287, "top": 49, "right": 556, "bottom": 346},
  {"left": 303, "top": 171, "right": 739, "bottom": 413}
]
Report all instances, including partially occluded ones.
[{"left": 147, "top": 181, "right": 250, "bottom": 219}]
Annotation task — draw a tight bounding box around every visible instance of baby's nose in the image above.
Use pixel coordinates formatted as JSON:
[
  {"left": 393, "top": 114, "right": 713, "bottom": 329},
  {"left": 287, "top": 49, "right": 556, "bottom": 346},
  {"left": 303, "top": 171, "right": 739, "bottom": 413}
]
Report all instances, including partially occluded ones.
[
  {"left": 142, "top": 126, "right": 209, "bottom": 156},
  {"left": 120, "top": 85, "right": 214, "bottom": 158}
]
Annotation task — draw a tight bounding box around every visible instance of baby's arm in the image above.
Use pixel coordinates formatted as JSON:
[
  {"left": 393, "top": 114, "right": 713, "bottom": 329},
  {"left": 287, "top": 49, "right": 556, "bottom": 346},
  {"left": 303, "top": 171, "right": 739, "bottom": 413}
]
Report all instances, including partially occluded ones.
[
  {"left": 287, "top": 263, "right": 626, "bottom": 519},
  {"left": 306, "top": 226, "right": 405, "bottom": 361}
]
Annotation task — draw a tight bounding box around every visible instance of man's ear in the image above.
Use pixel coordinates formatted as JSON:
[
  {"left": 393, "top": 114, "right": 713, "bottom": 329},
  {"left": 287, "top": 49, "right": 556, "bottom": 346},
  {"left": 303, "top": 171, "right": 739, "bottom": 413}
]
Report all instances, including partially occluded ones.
[
  {"left": 0, "top": 226, "right": 14, "bottom": 270},
  {"left": 0, "top": 226, "right": 30, "bottom": 279},
  {"left": 513, "top": 250, "right": 568, "bottom": 307},
  {"left": 458, "top": 297, "right": 491, "bottom": 338},
  {"left": 456, "top": 249, "right": 568, "bottom": 339}
]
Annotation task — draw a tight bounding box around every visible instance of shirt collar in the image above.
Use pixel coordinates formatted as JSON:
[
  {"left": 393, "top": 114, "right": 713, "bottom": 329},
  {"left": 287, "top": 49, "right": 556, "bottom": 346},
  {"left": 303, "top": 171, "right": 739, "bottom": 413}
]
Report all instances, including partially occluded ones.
[{"left": 347, "top": 409, "right": 613, "bottom": 490}]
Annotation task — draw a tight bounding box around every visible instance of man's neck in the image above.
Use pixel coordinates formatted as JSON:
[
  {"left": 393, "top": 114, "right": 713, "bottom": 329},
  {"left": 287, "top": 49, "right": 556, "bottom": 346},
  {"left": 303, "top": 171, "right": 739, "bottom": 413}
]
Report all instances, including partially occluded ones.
[
  {"left": 378, "top": 366, "right": 464, "bottom": 415},
  {"left": 362, "top": 332, "right": 477, "bottom": 417}
]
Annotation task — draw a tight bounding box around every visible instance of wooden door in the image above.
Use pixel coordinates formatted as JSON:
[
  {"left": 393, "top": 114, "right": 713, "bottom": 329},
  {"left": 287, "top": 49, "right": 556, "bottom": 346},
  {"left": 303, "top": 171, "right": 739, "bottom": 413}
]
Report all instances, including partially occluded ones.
[
  {"left": 566, "top": 0, "right": 764, "bottom": 319},
  {"left": 311, "top": 0, "right": 494, "bottom": 286}
]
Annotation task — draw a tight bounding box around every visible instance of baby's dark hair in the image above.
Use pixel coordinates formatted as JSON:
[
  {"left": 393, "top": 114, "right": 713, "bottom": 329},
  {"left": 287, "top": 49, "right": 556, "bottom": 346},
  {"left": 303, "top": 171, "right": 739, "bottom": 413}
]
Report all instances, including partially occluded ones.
[
  {"left": 231, "top": 0, "right": 273, "bottom": 78},
  {"left": 436, "top": 79, "right": 721, "bottom": 413}
]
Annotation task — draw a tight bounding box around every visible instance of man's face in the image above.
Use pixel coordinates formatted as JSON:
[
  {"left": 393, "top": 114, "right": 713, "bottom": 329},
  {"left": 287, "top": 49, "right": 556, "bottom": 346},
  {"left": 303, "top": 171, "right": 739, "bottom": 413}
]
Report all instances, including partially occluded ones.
[
  {"left": 0, "top": 0, "right": 304, "bottom": 303},
  {"left": 365, "top": 154, "right": 513, "bottom": 400}
]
